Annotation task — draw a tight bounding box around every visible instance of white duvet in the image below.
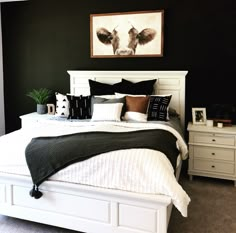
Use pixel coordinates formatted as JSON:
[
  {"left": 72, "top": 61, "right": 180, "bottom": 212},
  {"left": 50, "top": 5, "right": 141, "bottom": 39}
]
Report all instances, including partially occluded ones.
[{"left": 0, "top": 121, "right": 190, "bottom": 217}]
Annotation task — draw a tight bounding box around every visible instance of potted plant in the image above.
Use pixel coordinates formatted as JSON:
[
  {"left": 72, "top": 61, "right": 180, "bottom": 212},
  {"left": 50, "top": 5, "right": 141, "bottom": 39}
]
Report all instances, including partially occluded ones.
[{"left": 26, "top": 88, "right": 53, "bottom": 114}]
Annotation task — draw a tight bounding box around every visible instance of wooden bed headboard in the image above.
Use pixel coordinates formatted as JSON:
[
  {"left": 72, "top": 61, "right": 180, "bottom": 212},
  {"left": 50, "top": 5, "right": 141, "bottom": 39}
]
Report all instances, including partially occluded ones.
[{"left": 67, "top": 70, "right": 188, "bottom": 128}]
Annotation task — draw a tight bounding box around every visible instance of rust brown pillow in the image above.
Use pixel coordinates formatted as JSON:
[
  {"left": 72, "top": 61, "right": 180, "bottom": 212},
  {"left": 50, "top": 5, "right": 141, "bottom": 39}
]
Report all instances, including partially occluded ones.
[{"left": 125, "top": 96, "right": 150, "bottom": 114}]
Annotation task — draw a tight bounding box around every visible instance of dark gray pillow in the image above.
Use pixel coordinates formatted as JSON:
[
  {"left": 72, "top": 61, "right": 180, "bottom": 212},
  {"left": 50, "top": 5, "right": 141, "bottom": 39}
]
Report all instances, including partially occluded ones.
[
  {"left": 91, "top": 96, "right": 126, "bottom": 116},
  {"left": 168, "top": 107, "right": 180, "bottom": 118}
]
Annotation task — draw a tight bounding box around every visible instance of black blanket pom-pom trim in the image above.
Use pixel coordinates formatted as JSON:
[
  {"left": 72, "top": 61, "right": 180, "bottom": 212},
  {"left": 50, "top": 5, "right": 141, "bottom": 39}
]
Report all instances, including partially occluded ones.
[{"left": 29, "top": 185, "right": 43, "bottom": 199}]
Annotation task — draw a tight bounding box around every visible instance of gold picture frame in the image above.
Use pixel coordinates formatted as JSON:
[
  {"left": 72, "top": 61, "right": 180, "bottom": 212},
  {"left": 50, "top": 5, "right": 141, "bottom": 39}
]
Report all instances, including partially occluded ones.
[{"left": 90, "top": 10, "right": 164, "bottom": 58}]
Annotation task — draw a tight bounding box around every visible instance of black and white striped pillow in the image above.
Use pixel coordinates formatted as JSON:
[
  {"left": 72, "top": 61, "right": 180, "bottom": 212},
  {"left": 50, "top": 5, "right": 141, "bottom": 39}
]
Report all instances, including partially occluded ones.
[
  {"left": 147, "top": 95, "right": 172, "bottom": 121},
  {"left": 67, "top": 95, "right": 92, "bottom": 119}
]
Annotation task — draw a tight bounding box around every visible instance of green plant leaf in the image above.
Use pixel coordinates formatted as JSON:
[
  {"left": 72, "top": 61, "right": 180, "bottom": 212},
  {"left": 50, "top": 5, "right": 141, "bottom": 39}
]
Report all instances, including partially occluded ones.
[{"left": 26, "top": 88, "right": 53, "bottom": 104}]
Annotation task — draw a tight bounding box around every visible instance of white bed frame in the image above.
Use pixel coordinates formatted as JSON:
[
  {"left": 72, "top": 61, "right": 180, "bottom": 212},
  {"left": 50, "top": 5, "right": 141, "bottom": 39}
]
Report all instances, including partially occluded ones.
[{"left": 0, "top": 70, "right": 188, "bottom": 233}]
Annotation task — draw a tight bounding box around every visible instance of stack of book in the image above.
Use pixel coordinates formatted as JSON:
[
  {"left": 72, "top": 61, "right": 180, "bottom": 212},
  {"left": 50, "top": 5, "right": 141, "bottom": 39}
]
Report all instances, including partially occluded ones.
[{"left": 209, "top": 119, "right": 232, "bottom": 127}]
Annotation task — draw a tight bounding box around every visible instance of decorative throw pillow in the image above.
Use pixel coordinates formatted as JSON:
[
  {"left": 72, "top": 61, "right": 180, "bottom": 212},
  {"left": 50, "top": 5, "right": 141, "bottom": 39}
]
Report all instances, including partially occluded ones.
[
  {"left": 94, "top": 94, "right": 117, "bottom": 99},
  {"left": 55, "top": 92, "right": 69, "bottom": 118},
  {"left": 67, "top": 95, "right": 92, "bottom": 119},
  {"left": 125, "top": 96, "right": 150, "bottom": 114},
  {"left": 123, "top": 112, "right": 148, "bottom": 122},
  {"left": 123, "top": 96, "right": 150, "bottom": 122},
  {"left": 147, "top": 95, "right": 172, "bottom": 121},
  {"left": 91, "top": 96, "right": 126, "bottom": 116},
  {"left": 91, "top": 103, "right": 123, "bottom": 122},
  {"left": 120, "top": 79, "right": 157, "bottom": 95},
  {"left": 89, "top": 79, "right": 123, "bottom": 95},
  {"left": 115, "top": 92, "right": 146, "bottom": 98}
]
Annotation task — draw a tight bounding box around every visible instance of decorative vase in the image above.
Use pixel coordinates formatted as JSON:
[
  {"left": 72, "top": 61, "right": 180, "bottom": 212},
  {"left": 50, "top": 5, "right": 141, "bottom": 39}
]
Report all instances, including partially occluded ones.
[{"left": 37, "top": 104, "right": 47, "bottom": 114}]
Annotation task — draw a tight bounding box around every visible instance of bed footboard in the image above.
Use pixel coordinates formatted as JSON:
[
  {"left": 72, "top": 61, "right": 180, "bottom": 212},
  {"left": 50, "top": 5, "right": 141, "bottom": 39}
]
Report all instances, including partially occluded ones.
[{"left": 0, "top": 174, "right": 172, "bottom": 233}]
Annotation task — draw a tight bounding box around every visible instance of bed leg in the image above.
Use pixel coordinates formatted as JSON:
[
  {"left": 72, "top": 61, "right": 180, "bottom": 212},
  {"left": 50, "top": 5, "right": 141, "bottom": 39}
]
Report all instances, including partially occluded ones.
[{"left": 189, "top": 175, "right": 193, "bottom": 181}]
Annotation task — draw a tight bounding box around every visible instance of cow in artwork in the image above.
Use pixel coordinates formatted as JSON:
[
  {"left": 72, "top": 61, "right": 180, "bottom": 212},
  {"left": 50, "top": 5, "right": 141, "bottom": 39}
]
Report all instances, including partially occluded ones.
[{"left": 96, "top": 25, "right": 157, "bottom": 56}]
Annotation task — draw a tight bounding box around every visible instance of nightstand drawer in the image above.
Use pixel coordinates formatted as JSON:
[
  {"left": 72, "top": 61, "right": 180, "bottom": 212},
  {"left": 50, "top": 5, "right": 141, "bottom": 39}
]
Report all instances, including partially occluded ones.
[
  {"left": 194, "top": 160, "right": 235, "bottom": 175},
  {"left": 194, "top": 146, "right": 235, "bottom": 162},
  {"left": 193, "top": 133, "right": 235, "bottom": 146}
]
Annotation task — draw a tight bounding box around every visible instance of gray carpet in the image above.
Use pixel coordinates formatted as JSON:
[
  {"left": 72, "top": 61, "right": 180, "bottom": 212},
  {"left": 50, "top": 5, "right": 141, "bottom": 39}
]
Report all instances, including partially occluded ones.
[
  {"left": 0, "top": 168, "right": 235, "bottom": 233},
  {"left": 168, "top": 173, "right": 236, "bottom": 233}
]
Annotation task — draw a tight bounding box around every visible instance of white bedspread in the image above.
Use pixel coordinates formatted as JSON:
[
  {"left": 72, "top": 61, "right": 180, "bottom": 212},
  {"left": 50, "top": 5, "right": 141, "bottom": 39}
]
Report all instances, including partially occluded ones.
[{"left": 0, "top": 121, "right": 190, "bottom": 217}]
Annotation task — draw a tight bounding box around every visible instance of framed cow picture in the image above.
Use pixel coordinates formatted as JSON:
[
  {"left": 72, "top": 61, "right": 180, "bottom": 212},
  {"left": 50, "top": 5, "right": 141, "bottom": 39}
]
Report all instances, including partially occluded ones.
[{"left": 90, "top": 10, "right": 164, "bottom": 58}]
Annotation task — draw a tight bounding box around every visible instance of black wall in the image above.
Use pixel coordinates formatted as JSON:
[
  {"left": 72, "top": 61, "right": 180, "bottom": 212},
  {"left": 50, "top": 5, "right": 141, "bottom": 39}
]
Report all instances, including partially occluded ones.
[{"left": 1, "top": 0, "right": 235, "bottom": 133}]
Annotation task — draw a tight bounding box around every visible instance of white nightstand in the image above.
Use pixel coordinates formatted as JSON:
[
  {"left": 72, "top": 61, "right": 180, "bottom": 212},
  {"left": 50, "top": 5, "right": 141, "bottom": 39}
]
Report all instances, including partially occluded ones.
[
  {"left": 19, "top": 112, "right": 90, "bottom": 129},
  {"left": 19, "top": 112, "right": 56, "bottom": 129},
  {"left": 187, "top": 122, "right": 236, "bottom": 186}
]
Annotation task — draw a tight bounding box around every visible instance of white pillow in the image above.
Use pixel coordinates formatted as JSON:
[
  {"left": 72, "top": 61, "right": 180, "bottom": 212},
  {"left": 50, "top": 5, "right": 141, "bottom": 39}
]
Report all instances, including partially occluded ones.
[
  {"left": 91, "top": 103, "right": 123, "bottom": 121},
  {"left": 55, "top": 92, "right": 69, "bottom": 118},
  {"left": 123, "top": 111, "right": 147, "bottom": 122},
  {"left": 115, "top": 92, "right": 146, "bottom": 98},
  {"left": 94, "top": 94, "right": 117, "bottom": 99}
]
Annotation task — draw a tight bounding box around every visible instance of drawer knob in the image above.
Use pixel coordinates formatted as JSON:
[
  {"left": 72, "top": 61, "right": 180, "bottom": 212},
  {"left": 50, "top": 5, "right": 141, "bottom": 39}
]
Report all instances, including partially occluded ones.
[
  {"left": 212, "top": 139, "right": 216, "bottom": 142},
  {"left": 211, "top": 165, "right": 215, "bottom": 168},
  {"left": 211, "top": 153, "right": 215, "bottom": 155}
]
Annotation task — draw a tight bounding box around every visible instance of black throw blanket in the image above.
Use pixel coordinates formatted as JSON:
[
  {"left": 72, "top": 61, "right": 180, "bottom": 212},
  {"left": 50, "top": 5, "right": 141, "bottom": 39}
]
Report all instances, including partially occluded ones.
[{"left": 25, "top": 129, "right": 179, "bottom": 199}]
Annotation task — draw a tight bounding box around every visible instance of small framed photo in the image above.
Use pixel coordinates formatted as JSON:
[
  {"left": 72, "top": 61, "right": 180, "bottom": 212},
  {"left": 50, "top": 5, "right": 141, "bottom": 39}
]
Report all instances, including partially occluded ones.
[{"left": 192, "top": 108, "right": 207, "bottom": 125}]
